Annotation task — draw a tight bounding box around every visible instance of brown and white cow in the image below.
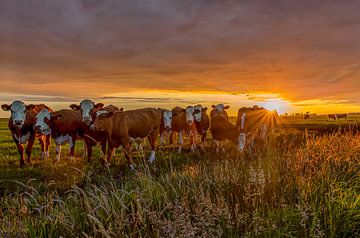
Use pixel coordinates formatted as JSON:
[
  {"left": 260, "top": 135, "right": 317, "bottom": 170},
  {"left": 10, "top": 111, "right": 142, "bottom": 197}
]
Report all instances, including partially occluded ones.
[
  {"left": 236, "top": 106, "right": 278, "bottom": 151},
  {"left": 70, "top": 99, "right": 104, "bottom": 126},
  {"left": 170, "top": 106, "right": 198, "bottom": 153},
  {"left": 210, "top": 104, "right": 230, "bottom": 121},
  {"left": 194, "top": 105, "right": 209, "bottom": 149},
  {"left": 70, "top": 101, "right": 122, "bottom": 161},
  {"left": 92, "top": 108, "right": 162, "bottom": 169},
  {"left": 1, "top": 101, "right": 53, "bottom": 167},
  {"left": 34, "top": 109, "right": 86, "bottom": 163}
]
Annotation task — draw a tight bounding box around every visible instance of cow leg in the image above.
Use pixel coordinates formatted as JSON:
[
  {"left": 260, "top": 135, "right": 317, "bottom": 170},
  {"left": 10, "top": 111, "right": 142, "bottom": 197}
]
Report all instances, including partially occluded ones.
[
  {"left": 100, "top": 140, "right": 107, "bottom": 161},
  {"left": 238, "top": 133, "right": 246, "bottom": 152},
  {"left": 106, "top": 144, "right": 116, "bottom": 165},
  {"left": 201, "top": 132, "right": 206, "bottom": 150},
  {"left": 86, "top": 142, "right": 93, "bottom": 163},
  {"left": 38, "top": 137, "right": 46, "bottom": 160},
  {"left": 82, "top": 140, "right": 88, "bottom": 159},
  {"left": 178, "top": 131, "right": 183, "bottom": 153},
  {"left": 160, "top": 131, "right": 164, "bottom": 147},
  {"left": 122, "top": 137, "right": 134, "bottom": 170},
  {"left": 69, "top": 136, "right": 76, "bottom": 162},
  {"left": 13, "top": 136, "right": 25, "bottom": 167},
  {"left": 214, "top": 140, "right": 220, "bottom": 153},
  {"left": 148, "top": 131, "right": 158, "bottom": 163},
  {"left": 55, "top": 144, "right": 62, "bottom": 163},
  {"left": 25, "top": 136, "right": 35, "bottom": 164},
  {"left": 44, "top": 135, "right": 51, "bottom": 159},
  {"left": 190, "top": 131, "right": 196, "bottom": 152}
]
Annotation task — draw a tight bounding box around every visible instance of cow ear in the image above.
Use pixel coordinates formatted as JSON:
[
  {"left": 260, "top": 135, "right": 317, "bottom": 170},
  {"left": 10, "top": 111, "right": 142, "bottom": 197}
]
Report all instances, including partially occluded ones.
[
  {"left": 94, "top": 103, "right": 104, "bottom": 109},
  {"left": 70, "top": 104, "right": 80, "bottom": 111},
  {"left": 1, "top": 104, "right": 11, "bottom": 111},
  {"left": 119, "top": 107, "right": 124, "bottom": 112},
  {"left": 203, "top": 107, "right": 208, "bottom": 112},
  {"left": 211, "top": 105, "right": 216, "bottom": 108},
  {"left": 107, "top": 112, "right": 114, "bottom": 118},
  {"left": 26, "top": 104, "right": 35, "bottom": 111},
  {"left": 224, "top": 105, "right": 230, "bottom": 110},
  {"left": 182, "top": 109, "right": 186, "bottom": 112}
]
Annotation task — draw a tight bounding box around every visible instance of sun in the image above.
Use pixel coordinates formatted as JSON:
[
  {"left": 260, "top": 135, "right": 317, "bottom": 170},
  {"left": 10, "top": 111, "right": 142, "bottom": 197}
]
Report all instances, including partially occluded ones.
[{"left": 261, "top": 99, "right": 288, "bottom": 114}]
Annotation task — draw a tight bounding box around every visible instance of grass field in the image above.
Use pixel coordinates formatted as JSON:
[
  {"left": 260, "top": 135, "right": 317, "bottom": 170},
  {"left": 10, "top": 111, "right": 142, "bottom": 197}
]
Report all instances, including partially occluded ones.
[{"left": 0, "top": 116, "right": 359, "bottom": 237}]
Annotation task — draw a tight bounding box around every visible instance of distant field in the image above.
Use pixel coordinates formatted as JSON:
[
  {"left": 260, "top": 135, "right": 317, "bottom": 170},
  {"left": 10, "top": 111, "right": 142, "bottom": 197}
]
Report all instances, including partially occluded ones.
[{"left": 0, "top": 117, "right": 359, "bottom": 237}]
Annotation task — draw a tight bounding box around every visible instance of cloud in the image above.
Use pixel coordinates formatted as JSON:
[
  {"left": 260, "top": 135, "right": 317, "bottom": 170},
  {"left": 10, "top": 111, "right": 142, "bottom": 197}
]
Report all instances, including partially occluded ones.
[{"left": 0, "top": 0, "right": 360, "bottom": 105}]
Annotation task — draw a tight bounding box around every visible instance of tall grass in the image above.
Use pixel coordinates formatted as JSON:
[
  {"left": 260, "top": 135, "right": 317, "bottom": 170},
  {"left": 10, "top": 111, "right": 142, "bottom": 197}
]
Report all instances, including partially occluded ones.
[{"left": 0, "top": 131, "right": 359, "bottom": 237}]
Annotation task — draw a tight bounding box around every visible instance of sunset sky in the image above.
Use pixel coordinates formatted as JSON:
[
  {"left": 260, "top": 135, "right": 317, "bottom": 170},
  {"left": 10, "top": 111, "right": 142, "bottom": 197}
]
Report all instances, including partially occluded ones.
[{"left": 1, "top": 0, "right": 360, "bottom": 117}]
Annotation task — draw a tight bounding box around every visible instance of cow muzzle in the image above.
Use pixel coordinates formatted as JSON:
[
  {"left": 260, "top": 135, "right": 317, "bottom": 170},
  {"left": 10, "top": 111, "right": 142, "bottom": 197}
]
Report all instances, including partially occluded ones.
[
  {"left": 187, "top": 120, "right": 193, "bottom": 125},
  {"left": 165, "top": 125, "right": 171, "bottom": 131}
]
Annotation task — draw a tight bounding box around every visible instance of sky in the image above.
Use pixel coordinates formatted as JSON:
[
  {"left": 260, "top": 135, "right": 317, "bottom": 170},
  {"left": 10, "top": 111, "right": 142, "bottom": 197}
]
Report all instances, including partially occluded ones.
[{"left": 1, "top": 0, "right": 360, "bottom": 117}]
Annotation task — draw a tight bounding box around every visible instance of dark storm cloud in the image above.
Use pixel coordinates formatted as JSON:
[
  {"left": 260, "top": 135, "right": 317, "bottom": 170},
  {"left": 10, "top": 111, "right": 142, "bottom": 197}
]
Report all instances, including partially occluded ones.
[{"left": 0, "top": 0, "right": 360, "bottom": 102}]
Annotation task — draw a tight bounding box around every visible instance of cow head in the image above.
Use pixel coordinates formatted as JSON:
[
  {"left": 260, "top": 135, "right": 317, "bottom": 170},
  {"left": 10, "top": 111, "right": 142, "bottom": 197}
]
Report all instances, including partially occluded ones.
[
  {"left": 211, "top": 104, "right": 230, "bottom": 119},
  {"left": 211, "top": 104, "right": 230, "bottom": 112},
  {"left": 194, "top": 104, "right": 207, "bottom": 122},
  {"left": 34, "top": 109, "right": 52, "bottom": 135},
  {"left": 91, "top": 111, "right": 113, "bottom": 132},
  {"left": 70, "top": 99, "right": 104, "bottom": 126},
  {"left": 185, "top": 106, "right": 195, "bottom": 125},
  {"left": 162, "top": 110, "right": 172, "bottom": 131},
  {"left": 1, "top": 101, "right": 35, "bottom": 129}
]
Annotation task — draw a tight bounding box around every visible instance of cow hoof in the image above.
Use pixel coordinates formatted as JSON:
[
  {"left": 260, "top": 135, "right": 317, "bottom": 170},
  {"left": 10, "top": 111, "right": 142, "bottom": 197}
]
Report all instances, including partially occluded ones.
[{"left": 70, "top": 156, "right": 75, "bottom": 163}]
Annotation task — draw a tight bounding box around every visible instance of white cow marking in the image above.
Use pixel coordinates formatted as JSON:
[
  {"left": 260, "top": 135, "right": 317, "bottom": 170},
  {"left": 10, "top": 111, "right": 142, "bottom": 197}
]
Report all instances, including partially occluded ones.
[
  {"left": 162, "top": 110, "right": 172, "bottom": 129},
  {"left": 185, "top": 106, "right": 195, "bottom": 125},
  {"left": 10, "top": 101, "right": 27, "bottom": 127},
  {"left": 14, "top": 132, "right": 31, "bottom": 144},
  {"left": 56, "top": 135, "right": 73, "bottom": 147},
  {"left": 240, "top": 113, "right": 246, "bottom": 129},
  {"left": 238, "top": 133, "right": 246, "bottom": 152},
  {"left": 149, "top": 150, "right": 156, "bottom": 163},
  {"left": 35, "top": 109, "right": 51, "bottom": 135},
  {"left": 194, "top": 105, "right": 203, "bottom": 122}
]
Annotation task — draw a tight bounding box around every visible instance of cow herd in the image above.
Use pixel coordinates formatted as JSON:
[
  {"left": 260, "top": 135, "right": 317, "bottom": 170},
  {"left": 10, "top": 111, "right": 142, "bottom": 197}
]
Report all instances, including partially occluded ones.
[{"left": 1, "top": 100, "right": 278, "bottom": 169}]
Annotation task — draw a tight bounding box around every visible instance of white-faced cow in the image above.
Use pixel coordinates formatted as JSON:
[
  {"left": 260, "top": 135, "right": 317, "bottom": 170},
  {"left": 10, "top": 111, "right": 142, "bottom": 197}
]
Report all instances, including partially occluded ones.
[
  {"left": 160, "top": 109, "right": 173, "bottom": 147},
  {"left": 1, "top": 101, "right": 53, "bottom": 167},
  {"left": 70, "top": 101, "right": 122, "bottom": 162},
  {"left": 92, "top": 108, "right": 163, "bottom": 169},
  {"left": 236, "top": 106, "right": 278, "bottom": 151},
  {"left": 193, "top": 104, "right": 209, "bottom": 149},
  {"left": 70, "top": 99, "right": 104, "bottom": 126},
  {"left": 170, "top": 106, "right": 198, "bottom": 153},
  {"left": 34, "top": 109, "right": 86, "bottom": 163},
  {"left": 210, "top": 104, "right": 230, "bottom": 121}
]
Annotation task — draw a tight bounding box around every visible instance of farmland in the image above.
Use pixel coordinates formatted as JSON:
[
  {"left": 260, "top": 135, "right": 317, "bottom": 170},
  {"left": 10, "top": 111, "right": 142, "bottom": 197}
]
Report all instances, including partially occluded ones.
[{"left": 0, "top": 116, "right": 359, "bottom": 237}]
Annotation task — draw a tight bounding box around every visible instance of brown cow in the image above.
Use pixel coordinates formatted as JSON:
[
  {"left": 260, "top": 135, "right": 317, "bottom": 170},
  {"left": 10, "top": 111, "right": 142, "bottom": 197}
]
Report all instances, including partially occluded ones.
[
  {"left": 236, "top": 106, "right": 278, "bottom": 151},
  {"left": 92, "top": 108, "right": 162, "bottom": 169},
  {"left": 194, "top": 104, "right": 209, "bottom": 149},
  {"left": 336, "top": 113, "right": 347, "bottom": 119},
  {"left": 170, "top": 106, "right": 198, "bottom": 153},
  {"left": 210, "top": 112, "right": 240, "bottom": 153},
  {"left": 328, "top": 114, "right": 337, "bottom": 120},
  {"left": 1, "top": 101, "right": 53, "bottom": 167}
]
